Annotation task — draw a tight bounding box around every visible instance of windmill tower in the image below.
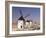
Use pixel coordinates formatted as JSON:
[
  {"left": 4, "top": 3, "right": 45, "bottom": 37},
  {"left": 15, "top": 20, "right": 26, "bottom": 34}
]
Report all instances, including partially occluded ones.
[
  {"left": 17, "top": 9, "right": 25, "bottom": 30},
  {"left": 25, "top": 15, "right": 33, "bottom": 29},
  {"left": 29, "top": 20, "right": 32, "bottom": 27},
  {"left": 25, "top": 20, "right": 30, "bottom": 30},
  {"left": 17, "top": 9, "right": 31, "bottom": 30}
]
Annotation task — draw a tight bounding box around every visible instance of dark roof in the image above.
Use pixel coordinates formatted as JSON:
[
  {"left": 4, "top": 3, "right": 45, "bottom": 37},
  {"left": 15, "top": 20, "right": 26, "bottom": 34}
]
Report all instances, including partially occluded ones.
[
  {"left": 26, "top": 20, "right": 30, "bottom": 22},
  {"left": 26, "top": 20, "right": 33, "bottom": 22},
  {"left": 18, "top": 16, "right": 25, "bottom": 21}
]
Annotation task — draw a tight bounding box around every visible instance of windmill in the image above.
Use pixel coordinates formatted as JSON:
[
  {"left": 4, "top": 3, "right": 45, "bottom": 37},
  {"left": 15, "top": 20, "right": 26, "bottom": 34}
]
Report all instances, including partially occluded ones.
[
  {"left": 17, "top": 9, "right": 30, "bottom": 30},
  {"left": 25, "top": 14, "right": 33, "bottom": 30}
]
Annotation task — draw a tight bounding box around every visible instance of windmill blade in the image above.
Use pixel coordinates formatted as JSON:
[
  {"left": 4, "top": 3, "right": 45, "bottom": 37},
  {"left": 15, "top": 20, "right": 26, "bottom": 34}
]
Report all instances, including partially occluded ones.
[
  {"left": 24, "top": 14, "right": 30, "bottom": 18},
  {"left": 19, "top": 9, "right": 23, "bottom": 16},
  {"left": 30, "top": 14, "right": 33, "bottom": 22}
]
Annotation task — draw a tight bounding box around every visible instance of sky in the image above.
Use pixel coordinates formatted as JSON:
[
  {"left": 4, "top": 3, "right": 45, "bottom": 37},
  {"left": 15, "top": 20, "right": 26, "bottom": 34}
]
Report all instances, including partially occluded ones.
[{"left": 12, "top": 7, "right": 40, "bottom": 24}]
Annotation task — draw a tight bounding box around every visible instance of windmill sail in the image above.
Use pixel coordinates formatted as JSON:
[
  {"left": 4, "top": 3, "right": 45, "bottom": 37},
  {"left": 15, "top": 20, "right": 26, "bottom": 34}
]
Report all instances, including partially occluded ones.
[
  {"left": 24, "top": 14, "right": 30, "bottom": 18},
  {"left": 18, "top": 9, "right": 25, "bottom": 21},
  {"left": 19, "top": 9, "right": 23, "bottom": 16}
]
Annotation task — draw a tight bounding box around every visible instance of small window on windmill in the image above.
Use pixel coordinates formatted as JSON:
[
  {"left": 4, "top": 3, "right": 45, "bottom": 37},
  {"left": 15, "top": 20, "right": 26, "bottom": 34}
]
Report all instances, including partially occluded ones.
[{"left": 21, "top": 25, "right": 22, "bottom": 28}]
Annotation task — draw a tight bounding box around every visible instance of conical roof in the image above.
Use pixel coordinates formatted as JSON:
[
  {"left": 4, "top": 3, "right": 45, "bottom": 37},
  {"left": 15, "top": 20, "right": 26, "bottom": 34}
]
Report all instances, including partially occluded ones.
[
  {"left": 26, "top": 20, "right": 30, "bottom": 22},
  {"left": 18, "top": 16, "right": 25, "bottom": 21}
]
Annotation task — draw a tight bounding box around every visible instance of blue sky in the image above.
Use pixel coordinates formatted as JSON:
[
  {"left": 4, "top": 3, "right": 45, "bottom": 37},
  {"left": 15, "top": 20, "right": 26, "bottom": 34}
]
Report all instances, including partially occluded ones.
[{"left": 12, "top": 7, "right": 40, "bottom": 24}]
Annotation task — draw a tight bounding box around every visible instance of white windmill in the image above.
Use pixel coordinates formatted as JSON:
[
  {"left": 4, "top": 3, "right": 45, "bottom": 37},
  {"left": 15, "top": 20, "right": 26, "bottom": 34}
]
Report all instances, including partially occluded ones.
[
  {"left": 25, "top": 20, "right": 30, "bottom": 30},
  {"left": 17, "top": 9, "right": 25, "bottom": 30},
  {"left": 25, "top": 14, "right": 33, "bottom": 30},
  {"left": 17, "top": 9, "right": 30, "bottom": 30}
]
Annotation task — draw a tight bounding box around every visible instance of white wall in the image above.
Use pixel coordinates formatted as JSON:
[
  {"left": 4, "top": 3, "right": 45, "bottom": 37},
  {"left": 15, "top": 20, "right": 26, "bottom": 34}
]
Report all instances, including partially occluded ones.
[{"left": 0, "top": 0, "right": 46, "bottom": 38}]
